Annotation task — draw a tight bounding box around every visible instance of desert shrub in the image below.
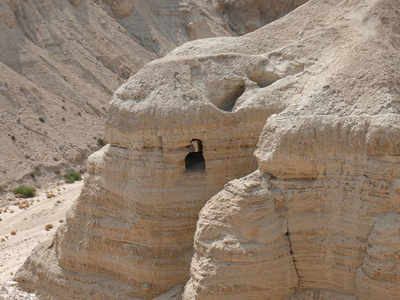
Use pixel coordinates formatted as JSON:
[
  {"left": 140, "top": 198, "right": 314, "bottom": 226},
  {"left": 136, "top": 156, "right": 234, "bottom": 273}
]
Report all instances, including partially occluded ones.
[
  {"left": 45, "top": 224, "right": 53, "bottom": 231},
  {"left": 12, "top": 186, "right": 36, "bottom": 198},
  {"left": 10, "top": 231, "right": 16, "bottom": 235},
  {"left": 65, "top": 170, "right": 82, "bottom": 183},
  {"left": 97, "top": 138, "right": 107, "bottom": 147}
]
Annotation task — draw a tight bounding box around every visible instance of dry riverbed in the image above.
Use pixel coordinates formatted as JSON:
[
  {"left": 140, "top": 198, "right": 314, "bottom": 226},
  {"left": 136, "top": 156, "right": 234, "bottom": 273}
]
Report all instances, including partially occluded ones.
[{"left": 0, "top": 179, "right": 83, "bottom": 298}]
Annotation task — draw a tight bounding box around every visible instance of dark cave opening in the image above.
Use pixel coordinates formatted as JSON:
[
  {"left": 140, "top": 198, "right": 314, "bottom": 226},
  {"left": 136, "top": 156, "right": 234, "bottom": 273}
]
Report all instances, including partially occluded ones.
[{"left": 185, "top": 139, "right": 205, "bottom": 172}]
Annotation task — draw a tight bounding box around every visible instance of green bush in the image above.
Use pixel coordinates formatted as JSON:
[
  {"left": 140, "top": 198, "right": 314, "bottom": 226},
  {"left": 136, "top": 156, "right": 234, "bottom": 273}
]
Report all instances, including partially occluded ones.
[
  {"left": 65, "top": 170, "right": 82, "bottom": 183},
  {"left": 12, "top": 186, "right": 36, "bottom": 198}
]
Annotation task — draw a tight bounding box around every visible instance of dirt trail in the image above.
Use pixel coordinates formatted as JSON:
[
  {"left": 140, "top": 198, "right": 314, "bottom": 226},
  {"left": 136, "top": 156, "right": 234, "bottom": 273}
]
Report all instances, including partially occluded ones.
[{"left": 0, "top": 180, "right": 83, "bottom": 282}]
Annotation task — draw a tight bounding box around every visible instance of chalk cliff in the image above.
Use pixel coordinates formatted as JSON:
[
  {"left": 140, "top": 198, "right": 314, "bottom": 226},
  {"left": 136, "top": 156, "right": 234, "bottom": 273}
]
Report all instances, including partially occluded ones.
[
  {"left": 182, "top": 0, "right": 400, "bottom": 299},
  {"left": 0, "top": 0, "right": 228, "bottom": 191},
  {"left": 15, "top": 0, "right": 400, "bottom": 299},
  {"left": 0, "top": 0, "right": 305, "bottom": 191}
]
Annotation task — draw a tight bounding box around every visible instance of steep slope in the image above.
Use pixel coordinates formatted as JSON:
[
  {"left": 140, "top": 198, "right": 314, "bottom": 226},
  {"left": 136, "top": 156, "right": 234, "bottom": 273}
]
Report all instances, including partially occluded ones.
[
  {"left": 213, "top": 0, "right": 309, "bottom": 34},
  {"left": 0, "top": 0, "right": 306, "bottom": 191},
  {"left": 0, "top": 0, "right": 230, "bottom": 191},
  {"left": 12, "top": 1, "right": 312, "bottom": 299},
  {"left": 181, "top": 0, "right": 400, "bottom": 299},
  {"left": 14, "top": 46, "right": 302, "bottom": 300},
  {"left": 15, "top": 0, "right": 400, "bottom": 299}
]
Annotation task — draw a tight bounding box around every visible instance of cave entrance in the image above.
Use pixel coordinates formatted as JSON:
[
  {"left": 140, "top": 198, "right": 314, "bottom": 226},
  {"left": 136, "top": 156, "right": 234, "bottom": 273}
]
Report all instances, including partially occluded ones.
[{"left": 185, "top": 139, "right": 205, "bottom": 172}]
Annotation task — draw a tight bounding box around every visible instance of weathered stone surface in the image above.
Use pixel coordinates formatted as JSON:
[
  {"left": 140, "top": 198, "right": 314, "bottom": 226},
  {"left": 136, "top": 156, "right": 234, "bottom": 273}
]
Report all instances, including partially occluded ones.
[
  {"left": 15, "top": 0, "right": 400, "bottom": 299},
  {"left": 0, "top": 0, "right": 305, "bottom": 191},
  {"left": 15, "top": 22, "right": 306, "bottom": 299},
  {"left": 286, "top": 289, "right": 357, "bottom": 300},
  {"left": 0, "top": 0, "right": 157, "bottom": 191},
  {"left": 68, "top": 0, "right": 82, "bottom": 7},
  {"left": 183, "top": 0, "right": 400, "bottom": 299},
  {"left": 214, "top": 0, "right": 308, "bottom": 34}
]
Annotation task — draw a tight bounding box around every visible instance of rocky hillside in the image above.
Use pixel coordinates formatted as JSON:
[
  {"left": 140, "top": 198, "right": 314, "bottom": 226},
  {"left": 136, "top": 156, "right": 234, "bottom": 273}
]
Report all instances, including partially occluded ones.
[
  {"left": 0, "top": 0, "right": 305, "bottom": 191},
  {"left": 15, "top": 0, "right": 400, "bottom": 299}
]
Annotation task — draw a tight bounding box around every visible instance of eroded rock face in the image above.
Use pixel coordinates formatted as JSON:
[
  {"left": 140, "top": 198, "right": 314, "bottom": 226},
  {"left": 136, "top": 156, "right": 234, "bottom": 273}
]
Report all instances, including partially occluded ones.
[
  {"left": 0, "top": 0, "right": 156, "bottom": 191},
  {"left": 0, "top": 0, "right": 231, "bottom": 191},
  {"left": 15, "top": 0, "right": 400, "bottom": 299},
  {"left": 0, "top": 0, "right": 306, "bottom": 191},
  {"left": 15, "top": 28, "right": 307, "bottom": 299},
  {"left": 214, "top": 0, "right": 309, "bottom": 34},
  {"left": 183, "top": 0, "right": 400, "bottom": 298}
]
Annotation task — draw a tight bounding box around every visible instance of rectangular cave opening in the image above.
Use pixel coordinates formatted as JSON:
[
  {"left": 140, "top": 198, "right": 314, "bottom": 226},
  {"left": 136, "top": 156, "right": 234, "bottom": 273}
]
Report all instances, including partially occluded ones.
[{"left": 185, "top": 139, "right": 205, "bottom": 172}]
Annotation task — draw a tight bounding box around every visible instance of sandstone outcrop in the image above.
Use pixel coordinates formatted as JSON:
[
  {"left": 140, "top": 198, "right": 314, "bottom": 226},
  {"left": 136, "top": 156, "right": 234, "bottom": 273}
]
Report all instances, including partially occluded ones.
[
  {"left": 15, "top": 33, "right": 306, "bottom": 298},
  {"left": 182, "top": 0, "right": 400, "bottom": 298},
  {"left": 15, "top": 0, "right": 400, "bottom": 299},
  {"left": 0, "top": 0, "right": 305, "bottom": 191}
]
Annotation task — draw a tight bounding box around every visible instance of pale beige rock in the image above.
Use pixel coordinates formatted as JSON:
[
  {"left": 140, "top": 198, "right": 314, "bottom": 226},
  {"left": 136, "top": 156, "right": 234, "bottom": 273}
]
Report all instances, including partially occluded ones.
[
  {"left": 0, "top": 0, "right": 232, "bottom": 192},
  {"left": 0, "top": 1, "right": 16, "bottom": 28},
  {"left": 0, "top": 0, "right": 156, "bottom": 191},
  {"left": 68, "top": 0, "right": 82, "bottom": 6},
  {"left": 104, "top": 0, "right": 136, "bottom": 18},
  {"left": 184, "top": 0, "right": 400, "bottom": 299},
  {"left": 0, "top": 0, "right": 306, "bottom": 191},
  {"left": 15, "top": 0, "right": 400, "bottom": 299},
  {"left": 286, "top": 290, "right": 357, "bottom": 300},
  {"left": 15, "top": 28, "right": 304, "bottom": 299},
  {"left": 213, "top": 0, "right": 308, "bottom": 34}
]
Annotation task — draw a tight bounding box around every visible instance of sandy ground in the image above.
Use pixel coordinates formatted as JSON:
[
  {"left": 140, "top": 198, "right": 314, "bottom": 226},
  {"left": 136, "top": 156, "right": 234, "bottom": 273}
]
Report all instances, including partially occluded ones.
[{"left": 0, "top": 179, "right": 83, "bottom": 283}]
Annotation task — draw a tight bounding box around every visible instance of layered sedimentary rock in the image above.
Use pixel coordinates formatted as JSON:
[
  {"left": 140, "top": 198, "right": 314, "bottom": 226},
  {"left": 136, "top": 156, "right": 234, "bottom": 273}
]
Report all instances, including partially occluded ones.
[
  {"left": 182, "top": 0, "right": 400, "bottom": 299},
  {"left": 0, "top": 0, "right": 306, "bottom": 190},
  {"left": 214, "top": 0, "right": 309, "bottom": 34},
  {"left": 15, "top": 23, "right": 306, "bottom": 299},
  {"left": 0, "top": 0, "right": 154, "bottom": 190},
  {"left": 16, "top": 0, "right": 400, "bottom": 299}
]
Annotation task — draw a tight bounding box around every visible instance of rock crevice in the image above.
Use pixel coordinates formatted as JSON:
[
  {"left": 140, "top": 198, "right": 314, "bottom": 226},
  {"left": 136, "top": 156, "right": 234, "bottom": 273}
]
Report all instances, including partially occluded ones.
[{"left": 14, "top": 0, "right": 400, "bottom": 299}]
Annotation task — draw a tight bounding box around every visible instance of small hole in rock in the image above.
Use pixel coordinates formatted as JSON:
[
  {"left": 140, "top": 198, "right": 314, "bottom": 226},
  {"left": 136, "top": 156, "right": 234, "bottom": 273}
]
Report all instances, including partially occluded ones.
[
  {"left": 213, "top": 84, "right": 245, "bottom": 112},
  {"left": 185, "top": 139, "right": 205, "bottom": 172},
  {"left": 248, "top": 72, "right": 280, "bottom": 88}
]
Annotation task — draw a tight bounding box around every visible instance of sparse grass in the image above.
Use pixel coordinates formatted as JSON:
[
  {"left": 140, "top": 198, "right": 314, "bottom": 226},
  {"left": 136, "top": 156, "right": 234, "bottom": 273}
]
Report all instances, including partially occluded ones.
[
  {"left": 45, "top": 224, "right": 53, "bottom": 231},
  {"left": 65, "top": 170, "right": 82, "bottom": 183},
  {"left": 12, "top": 186, "right": 36, "bottom": 198}
]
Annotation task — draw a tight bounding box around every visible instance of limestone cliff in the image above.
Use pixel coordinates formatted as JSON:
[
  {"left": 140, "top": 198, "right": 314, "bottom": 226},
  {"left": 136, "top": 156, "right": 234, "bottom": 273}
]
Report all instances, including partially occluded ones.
[
  {"left": 0, "top": 0, "right": 230, "bottom": 190},
  {"left": 182, "top": 0, "right": 400, "bottom": 299},
  {"left": 15, "top": 32, "right": 308, "bottom": 297},
  {"left": 15, "top": 0, "right": 400, "bottom": 299},
  {"left": 0, "top": 0, "right": 305, "bottom": 191}
]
